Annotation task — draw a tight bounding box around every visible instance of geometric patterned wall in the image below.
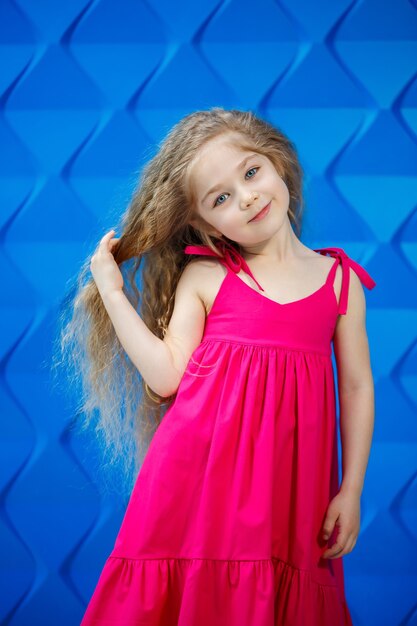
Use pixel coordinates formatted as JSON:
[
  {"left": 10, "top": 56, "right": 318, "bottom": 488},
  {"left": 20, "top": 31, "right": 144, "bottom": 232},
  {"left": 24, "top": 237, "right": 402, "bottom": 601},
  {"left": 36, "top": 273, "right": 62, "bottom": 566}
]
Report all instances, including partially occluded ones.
[{"left": 1, "top": 0, "right": 417, "bottom": 624}]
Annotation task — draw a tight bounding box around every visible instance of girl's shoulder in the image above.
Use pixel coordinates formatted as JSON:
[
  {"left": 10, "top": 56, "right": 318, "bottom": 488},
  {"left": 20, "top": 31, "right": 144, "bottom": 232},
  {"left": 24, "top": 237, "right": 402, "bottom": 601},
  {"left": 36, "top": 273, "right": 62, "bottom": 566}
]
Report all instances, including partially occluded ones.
[
  {"left": 182, "top": 256, "right": 228, "bottom": 316},
  {"left": 311, "top": 245, "right": 377, "bottom": 315}
]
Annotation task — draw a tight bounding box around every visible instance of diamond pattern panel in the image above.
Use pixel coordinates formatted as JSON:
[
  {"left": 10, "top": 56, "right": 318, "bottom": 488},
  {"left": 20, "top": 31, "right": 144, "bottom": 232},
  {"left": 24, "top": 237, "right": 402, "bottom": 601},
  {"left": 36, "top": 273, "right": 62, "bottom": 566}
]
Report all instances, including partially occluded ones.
[{"left": 1, "top": 0, "right": 416, "bottom": 624}]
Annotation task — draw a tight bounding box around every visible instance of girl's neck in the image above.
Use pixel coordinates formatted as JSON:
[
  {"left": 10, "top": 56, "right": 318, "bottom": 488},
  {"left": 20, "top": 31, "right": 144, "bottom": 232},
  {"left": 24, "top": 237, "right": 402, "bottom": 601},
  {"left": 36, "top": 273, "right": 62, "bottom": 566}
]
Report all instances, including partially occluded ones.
[{"left": 238, "top": 226, "right": 309, "bottom": 265}]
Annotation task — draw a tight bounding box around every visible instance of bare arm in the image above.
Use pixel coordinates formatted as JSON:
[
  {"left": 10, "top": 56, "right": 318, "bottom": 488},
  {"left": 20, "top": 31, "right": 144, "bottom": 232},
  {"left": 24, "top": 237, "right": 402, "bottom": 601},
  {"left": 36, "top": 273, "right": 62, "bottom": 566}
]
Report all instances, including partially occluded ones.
[
  {"left": 101, "top": 260, "right": 207, "bottom": 398},
  {"left": 101, "top": 289, "right": 179, "bottom": 397},
  {"left": 333, "top": 267, "right": 375, "bottom": 497}
]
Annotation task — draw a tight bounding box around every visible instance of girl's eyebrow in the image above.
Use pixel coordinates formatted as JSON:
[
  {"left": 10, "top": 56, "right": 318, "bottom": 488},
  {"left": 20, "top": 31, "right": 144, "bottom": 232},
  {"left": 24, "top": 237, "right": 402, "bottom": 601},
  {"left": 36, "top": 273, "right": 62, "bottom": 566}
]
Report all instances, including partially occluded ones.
[{"left": 201, "top": 153, "right": 259, "bottom": 204}]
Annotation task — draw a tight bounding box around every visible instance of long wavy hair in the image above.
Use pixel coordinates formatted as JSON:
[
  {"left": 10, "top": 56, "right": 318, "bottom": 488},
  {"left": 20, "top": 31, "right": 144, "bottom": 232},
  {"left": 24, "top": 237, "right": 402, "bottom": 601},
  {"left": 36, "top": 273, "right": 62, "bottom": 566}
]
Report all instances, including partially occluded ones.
[{"left": 53, "top": 107, "right": 305, "bottom": 501}]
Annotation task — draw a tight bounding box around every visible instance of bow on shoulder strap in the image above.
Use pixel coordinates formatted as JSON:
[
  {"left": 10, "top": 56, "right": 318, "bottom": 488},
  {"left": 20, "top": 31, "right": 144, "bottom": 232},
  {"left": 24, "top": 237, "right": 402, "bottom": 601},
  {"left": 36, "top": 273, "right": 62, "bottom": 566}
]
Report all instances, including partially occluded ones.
[
  {"left": 184, "top": 240, "right": 265, "bottom": 291},
  {"left": 314, "top": 246, "right": 377, "bottom": 315}
]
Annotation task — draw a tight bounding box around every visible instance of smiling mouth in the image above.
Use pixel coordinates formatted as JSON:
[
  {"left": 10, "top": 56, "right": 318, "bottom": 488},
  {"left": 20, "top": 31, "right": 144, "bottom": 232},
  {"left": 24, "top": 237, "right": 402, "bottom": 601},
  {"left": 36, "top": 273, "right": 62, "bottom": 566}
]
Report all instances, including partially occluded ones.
[{"left": 248, "top": 201, "right": 271, "bottom": 223}]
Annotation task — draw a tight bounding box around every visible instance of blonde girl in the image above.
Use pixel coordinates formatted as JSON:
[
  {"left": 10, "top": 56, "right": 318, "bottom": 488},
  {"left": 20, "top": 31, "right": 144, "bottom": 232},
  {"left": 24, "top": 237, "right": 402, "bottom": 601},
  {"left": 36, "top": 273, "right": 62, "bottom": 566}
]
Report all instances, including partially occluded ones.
[{"left": 58, "top": 107, "right": 376, "bottom": 625}]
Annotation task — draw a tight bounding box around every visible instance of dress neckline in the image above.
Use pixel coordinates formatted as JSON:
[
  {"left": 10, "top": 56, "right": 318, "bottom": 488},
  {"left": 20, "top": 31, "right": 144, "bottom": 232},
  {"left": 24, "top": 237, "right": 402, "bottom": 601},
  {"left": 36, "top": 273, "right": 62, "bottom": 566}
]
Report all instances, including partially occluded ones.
[
  {"left": 183, "top": 241, "right": 376, "bottom": 315},
  {"left": 227, "top": 269, "right": 336, "bottom": 309},
  {"left": 184, "top": 240, "right": 338, "bottom": 309}
]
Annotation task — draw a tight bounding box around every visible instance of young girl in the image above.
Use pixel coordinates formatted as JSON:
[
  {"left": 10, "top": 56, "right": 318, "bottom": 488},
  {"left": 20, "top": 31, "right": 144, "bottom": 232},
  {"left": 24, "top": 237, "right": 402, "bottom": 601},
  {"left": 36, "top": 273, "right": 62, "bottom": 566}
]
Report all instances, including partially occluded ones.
[{"left": 63, "top": 107, "right": 376, "bottom": 625}]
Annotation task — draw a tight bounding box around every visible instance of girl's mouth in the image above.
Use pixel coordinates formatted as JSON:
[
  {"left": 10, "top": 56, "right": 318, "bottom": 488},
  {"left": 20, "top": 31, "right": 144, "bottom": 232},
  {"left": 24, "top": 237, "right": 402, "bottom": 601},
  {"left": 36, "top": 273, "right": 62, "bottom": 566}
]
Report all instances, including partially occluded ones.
[{"left": 248, "top": 201, "right": 271, "bottom": 223}]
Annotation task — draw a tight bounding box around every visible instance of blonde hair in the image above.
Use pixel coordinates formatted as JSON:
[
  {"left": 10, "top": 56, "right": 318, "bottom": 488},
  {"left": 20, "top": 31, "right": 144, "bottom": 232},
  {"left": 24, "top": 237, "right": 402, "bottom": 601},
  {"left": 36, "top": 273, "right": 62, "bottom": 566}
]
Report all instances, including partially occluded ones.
[{"left": 53, "top": 107, "right": 305, "bottom": 501}]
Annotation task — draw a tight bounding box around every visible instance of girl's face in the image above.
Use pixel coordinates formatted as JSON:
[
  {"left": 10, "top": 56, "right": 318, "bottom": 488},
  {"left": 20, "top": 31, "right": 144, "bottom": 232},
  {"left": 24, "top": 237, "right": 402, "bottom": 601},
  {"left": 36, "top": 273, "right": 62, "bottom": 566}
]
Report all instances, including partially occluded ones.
[{"left": 188, "top": 134, "right": 290, "bottom": 247}]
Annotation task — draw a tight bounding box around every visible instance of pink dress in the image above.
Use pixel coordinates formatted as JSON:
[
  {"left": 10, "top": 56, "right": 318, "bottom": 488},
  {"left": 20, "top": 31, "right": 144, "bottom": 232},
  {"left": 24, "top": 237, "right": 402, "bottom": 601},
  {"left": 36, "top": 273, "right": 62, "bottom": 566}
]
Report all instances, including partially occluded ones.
[{"left": 80, "top": 241, "right": 376, "bottom": 626}]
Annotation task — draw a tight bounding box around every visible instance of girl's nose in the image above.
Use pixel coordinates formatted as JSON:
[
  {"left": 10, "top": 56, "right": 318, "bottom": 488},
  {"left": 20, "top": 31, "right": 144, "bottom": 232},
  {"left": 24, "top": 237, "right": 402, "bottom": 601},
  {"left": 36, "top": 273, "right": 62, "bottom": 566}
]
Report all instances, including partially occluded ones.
[{"left": 243, "top": 190, "right": 259, "bottom": 207}]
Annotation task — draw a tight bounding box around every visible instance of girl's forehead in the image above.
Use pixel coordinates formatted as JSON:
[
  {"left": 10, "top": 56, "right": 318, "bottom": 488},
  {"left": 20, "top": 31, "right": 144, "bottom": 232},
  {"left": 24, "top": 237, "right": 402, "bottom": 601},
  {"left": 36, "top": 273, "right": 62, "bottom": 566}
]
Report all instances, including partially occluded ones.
[{"left": 198, "top": 139, "right": 255, "bottom": 163}]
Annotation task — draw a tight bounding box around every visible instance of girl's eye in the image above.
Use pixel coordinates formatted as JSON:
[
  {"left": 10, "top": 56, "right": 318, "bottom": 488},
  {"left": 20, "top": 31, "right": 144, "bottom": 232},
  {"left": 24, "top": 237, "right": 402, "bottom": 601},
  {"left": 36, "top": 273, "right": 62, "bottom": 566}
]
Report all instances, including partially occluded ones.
[{"left": 213, "top": 167, "right": 260, "bottom": 207}]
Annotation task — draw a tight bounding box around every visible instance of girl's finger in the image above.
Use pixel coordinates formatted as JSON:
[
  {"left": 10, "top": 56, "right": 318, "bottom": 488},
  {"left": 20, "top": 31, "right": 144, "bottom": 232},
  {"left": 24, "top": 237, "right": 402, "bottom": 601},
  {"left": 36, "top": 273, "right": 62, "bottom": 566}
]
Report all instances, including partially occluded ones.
[
  {"left": 323, "top": 541, "right": 344, "bottom": 558},
  {"left": 101, "top": 229, "right": 115, "bottom": 243},
  {"left": 98, "top": 230, "right": 117, "bottom": 250}
]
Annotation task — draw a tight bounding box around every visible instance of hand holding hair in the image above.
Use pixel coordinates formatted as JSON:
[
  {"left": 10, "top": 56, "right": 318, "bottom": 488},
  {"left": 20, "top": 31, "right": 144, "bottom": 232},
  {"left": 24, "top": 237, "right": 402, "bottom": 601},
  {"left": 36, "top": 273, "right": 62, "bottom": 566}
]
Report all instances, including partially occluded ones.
[{"left": 90, "top": 229, "right": 123, "bottom": 298}]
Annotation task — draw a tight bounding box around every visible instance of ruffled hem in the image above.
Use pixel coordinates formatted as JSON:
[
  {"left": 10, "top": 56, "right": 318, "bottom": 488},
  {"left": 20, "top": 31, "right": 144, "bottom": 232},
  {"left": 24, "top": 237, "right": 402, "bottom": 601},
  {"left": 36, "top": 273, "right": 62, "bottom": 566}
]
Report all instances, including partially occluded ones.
[{"left": 81, "top": 555, "right": 353, "bottom": 626}]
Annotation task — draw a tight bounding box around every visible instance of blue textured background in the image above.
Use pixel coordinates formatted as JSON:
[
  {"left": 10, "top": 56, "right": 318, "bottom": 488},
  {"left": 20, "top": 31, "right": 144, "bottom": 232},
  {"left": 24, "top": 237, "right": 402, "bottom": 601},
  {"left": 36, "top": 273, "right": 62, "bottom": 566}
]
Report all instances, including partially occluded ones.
[{"left": 1, "top": 0, "right": 416, "bottom": 624}]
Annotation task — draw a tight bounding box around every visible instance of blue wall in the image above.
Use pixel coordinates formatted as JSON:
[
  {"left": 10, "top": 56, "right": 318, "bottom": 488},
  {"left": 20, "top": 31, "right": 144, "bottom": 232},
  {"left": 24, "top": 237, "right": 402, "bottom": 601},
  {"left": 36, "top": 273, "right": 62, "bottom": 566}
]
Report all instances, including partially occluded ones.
[{"left": 1, "top": 0, "right": 416, "bottom": 624}]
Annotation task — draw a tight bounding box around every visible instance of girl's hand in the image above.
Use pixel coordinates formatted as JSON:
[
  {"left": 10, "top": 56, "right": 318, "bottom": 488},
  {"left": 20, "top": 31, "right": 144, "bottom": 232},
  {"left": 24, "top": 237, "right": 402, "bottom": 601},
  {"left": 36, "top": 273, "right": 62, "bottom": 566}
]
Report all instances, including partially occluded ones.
[
  {"left": 320, "top": 489, "right": 360, "bottom": 560},
  {"left": 90, "top": 229, "right": 123, "bottom": 298}
]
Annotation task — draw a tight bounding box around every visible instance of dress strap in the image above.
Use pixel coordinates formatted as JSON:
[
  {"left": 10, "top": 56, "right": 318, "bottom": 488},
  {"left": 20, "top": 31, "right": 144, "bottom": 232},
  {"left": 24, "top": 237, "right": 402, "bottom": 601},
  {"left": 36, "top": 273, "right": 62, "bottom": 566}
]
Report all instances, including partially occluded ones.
[
  {"left": 183, "top": 241, "right": 265, "bottom": 291},
  {"left": 314, "top": 247, "right": 377, "bottom": 315}
]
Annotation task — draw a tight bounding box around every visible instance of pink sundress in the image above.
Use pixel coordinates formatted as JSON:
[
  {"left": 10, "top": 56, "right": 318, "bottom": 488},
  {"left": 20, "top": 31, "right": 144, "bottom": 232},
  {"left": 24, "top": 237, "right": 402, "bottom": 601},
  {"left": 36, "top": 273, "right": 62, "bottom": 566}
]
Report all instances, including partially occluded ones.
[{"left": 80, "top": 241, "right": 376, "bottom": 626}]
